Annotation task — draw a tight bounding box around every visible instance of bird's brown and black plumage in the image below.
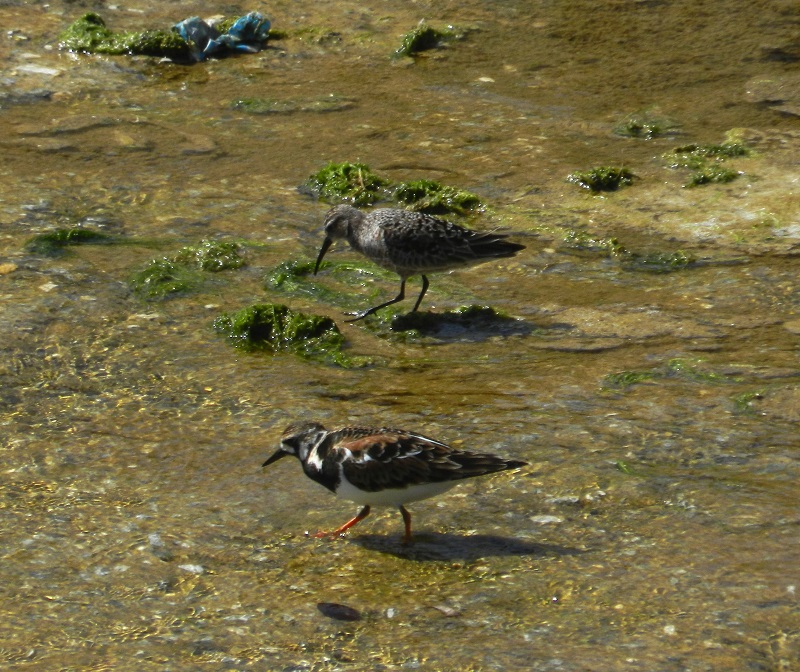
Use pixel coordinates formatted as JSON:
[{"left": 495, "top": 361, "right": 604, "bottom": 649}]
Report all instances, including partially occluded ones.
[
  {"left": 263, "top": 421, "right": 527, "bottom": 543},
  {"left": 314, "top": 205, "right": 525, "bottom": 321}
]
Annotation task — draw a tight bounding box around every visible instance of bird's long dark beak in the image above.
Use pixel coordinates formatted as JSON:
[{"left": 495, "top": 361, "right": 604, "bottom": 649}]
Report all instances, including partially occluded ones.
[
  {"left": 262, "top": 449, "right": 289, "bottom": 467},
  {"left": 314, "top": 237, "right": 333, "bottom": 275}
]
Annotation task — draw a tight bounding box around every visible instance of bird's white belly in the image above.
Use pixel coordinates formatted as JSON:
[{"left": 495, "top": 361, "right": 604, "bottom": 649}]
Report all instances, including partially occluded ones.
[{"left": 336, "top": 479, "right": 458, "bottom": 506}]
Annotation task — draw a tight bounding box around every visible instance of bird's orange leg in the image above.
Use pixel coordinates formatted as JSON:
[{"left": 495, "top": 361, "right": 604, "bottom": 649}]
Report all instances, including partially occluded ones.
[{"left": 312, "top": 505, "right": 371, "bottom": 539}]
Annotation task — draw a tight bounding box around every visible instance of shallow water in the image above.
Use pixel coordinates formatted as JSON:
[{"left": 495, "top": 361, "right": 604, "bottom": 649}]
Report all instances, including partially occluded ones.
[{"left": 1, "top": 1, "right": 799, "bottom": 670}]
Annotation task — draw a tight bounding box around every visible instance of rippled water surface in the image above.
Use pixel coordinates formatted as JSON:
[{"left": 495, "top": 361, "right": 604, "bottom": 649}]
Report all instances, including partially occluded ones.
[{"left": 2, "top": 1, "right": 799, "bottom": 670}]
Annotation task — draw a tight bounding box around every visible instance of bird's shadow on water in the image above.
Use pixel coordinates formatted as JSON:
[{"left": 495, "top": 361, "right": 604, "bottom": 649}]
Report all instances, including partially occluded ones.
[
  {"left": 372, "top": 306, "right": 544, "bottom": 342},
  {"left": 351, "top": 532, "right": 586, "bottom": 561}
]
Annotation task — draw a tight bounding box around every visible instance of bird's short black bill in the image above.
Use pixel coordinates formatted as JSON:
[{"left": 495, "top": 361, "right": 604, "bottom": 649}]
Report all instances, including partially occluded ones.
[
  {"left": 314, "top": 237, "right": 333, "bottom": 274},
  {"left": 262, "top": 449, "right": 289, "bottom": 467}
]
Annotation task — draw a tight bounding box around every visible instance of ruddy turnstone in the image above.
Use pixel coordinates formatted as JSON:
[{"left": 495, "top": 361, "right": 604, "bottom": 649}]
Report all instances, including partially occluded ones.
[
  {"left": 314, "top": 204, "right": 525, "bottom": 321},
  {"left": 262, "top": 421, "right": 528, "bottom": 543}
]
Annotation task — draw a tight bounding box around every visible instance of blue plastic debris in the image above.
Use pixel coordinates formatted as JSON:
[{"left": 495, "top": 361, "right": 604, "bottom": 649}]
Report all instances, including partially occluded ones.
[{"left": 173, "top": 11, "right": 271, "bottom": 62}]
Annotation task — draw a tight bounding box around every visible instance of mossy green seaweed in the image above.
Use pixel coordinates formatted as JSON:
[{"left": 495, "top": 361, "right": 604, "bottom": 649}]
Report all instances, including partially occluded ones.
[
  {"left": 621, "top": 250, "right": 696, "bottom": 273},
  {"left": 664, "top": 139, "right": 750, "bottom": 187},
  {"left": 59, "top": 12, "right": 192, "bottom": 61},
  {"left": 613, "top": 110, "right": 680, "bottom": 139},
  {"left": 395, "top": 23, "right": 464, "bottom": 57},
  {"left": 130, "top": 239, "right": 244, "bottom": 298},
  {"left": 213, "top": 303, "right": 362, "bottom": 367},
  {"left": 603, "top": 370, "right": 659, "bottom": 389},
  {"left": 567, "top": 167, "right": 634, "bottom": 192},
  {"left": 25, "top": 228, "right": 113, "bottom": 256},
  {"left": 562, "top": 230, "right": 629, "bottom": 257},
  {"left": 173, "top": 240, "right": 245, "bottom": 272},
  {"left": 393, "top": 179, "right": 483, "bottom": 215},
  {"left": 304, "top": 162, "right": 392, "bottom": 206},
  {"left": 130, "top": 258, "right": 202, "bottom": 299},
  {"left": 562, "top": 231, "right": 696, "bottom": 273}
]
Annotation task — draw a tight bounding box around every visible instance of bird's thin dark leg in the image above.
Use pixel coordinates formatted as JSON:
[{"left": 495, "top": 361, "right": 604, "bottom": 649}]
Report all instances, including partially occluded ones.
[
  {"left": 315, "top": 505, "right": 371, "bottom": 538},
  {"left": 345, "top": 279, "right": 407, "bottom": 322},
  {"left": 399, "top": 505, "right": 413, "bottom": 545},
  {"left": 411, "top": 275, "right": 429, "bottom": 312}
]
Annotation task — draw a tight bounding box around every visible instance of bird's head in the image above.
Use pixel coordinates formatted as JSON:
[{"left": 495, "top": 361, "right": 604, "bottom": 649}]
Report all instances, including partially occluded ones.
[
  {"left": 262, "top": 421, "right": 326, "bottom": 466},
  {"left": 314, "top": 205, "right": 363, "bottom": 274}
]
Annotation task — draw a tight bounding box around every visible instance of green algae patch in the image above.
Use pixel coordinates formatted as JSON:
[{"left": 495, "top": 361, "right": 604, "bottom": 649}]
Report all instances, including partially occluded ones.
[
  {"left": 265, "top": 259, "right": 379, "bottom": 308},
  {"left": 395, "top": 23, "right": 465, "bottom": 57},
  {"left": 232, "top": 95, "right": 355, "bottom": 115},
  {"left": 666, "top": 358, "right": 735, "bottom": 384},
  {"left": 232, "top": 98, "right": 297, "bottom": 114},
  {"left": 130, "top": 258, "right": 202, "bottom": 299},
  {"left": 304, "top": 162, "right": 485, "bottom": 215},
  {"left": 613, "top": 110, "right": 680, "bottom": 139},
  {"left": 664, "top": 139, "right": 750, "bottom": 187},
  {"left": 685, "top": 165, "right": 740, "bottom": 187},
  {"left": 669, "top": 143, "right": 750, "bottom": 167},
  {"left": 603, "top": 370, "right": 659, "bottom": 389},
  {"left": 562, "top": 230, "right": 697, "bottom": 273},
  {"left": 562, "top": 230, "right": 629, "bottom": 257},
  {"left": 733, "top": 389, "right": 766, "bottom": 413},
  {"left": 213, "top": 303, "right": 364, "bottom": 367},
  {"left": 620, "top": 250, "right": 696, "bottom": 274},
  {"left": 59, "top": 13, "right": 192, "bottom": 61},
  {"left": 567, "top": 167, "right": 634, "bottom": 192},
  {"left": 25, "top": 228, "right": 114, "bottom": 256},
  {"left": 304, "top": 162, "right": 392, "bottom": 207},
  {"left": 604, "top": 359, "right": 741, "bottom": 392},
  {"left": 173, "top": 240, "right": 246, "bottom": 272},
  {"left": 130, "top": 240, "right": 244, "bottom": 299},
  {"left": 393, "top": 179, "right": 484, "bottom": 215}
]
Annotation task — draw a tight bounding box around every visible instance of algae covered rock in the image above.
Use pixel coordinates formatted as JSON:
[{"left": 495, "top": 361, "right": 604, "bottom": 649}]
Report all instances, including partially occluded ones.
[
  {"left": 213, "top": 303, "right": 363, "bottom": 367},
  {"left": 303, "top": 162, "right": 392, "bottom": 207},
  {"left": 130, "top": 239, "right": 245, "bottom": 299},
  {"left": 25, "top": 227, "right": 114, "bottom": 256},
  {"left": 303, "top": 162, "right": 484, "bottom": 215},
  {"left": 395, "top": 23, "right": 465, "bottom": 57},
  {"left": 130, "top": 258, "right": 202, "bottom": 299},
  {"left": 567, "top": 167, "right": 635, "bottom": 192},
  {"left": 393, "top": 179, "right": 483, "bottom": 215},
  {"left": 173, "top": 240, "right": 246, "bottom": 272},
  {"left": 59, "top": 13, "right": 193, "bottom": 61}
]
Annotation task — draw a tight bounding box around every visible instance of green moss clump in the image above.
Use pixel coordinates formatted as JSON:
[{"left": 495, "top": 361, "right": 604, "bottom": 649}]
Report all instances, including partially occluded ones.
[
  {"left": 25, "top": 228, "right": 113, "bottom": 256},
  {"left": 664, "top": 139, "right": 749, "bottom": 187},
  {"left": 562, "top": 230, "right": 629, "bottom": 257},
  {"left": 613, "top": 111, "right": 680, "bottom": 139},
  {"left": 667, "top": 358, "right": 732, "bottom": 384},
  {"left": 673, "top": 142, "right": 750, "bottom": 161},
  {"left": 603, "top": 370, "right": 659, "bottom": 389},
  {"left": 395, "top": 24, "right": 463, "bottom": 57},
  {"left": 265, "top": 259, "right": 317, "bottom": 289},
  {"left": 621, "top": 250, "right": 696, "bottom": 273},
  {"left": 173, "top": 240, "right": 245, "bottom": 272},
  {"left": 567, "top": 167, "right": 635, "bottom": 192},
  {"left": 733, "top": 389, "right": 765, "bottom": 413},
  {"left": 304, "top": 162, "right": 392, "bottom": 206},
  {"left": 231, "top": 98, "right": 297, "bottom": 114},
  {"left": 393, "top": 179, "right": 483, "bottom": 215},
  {"left": 213, "top": 303, "right": 361, "bottom": 367},
  {"left": 130, "top": 258, "right": 201, "bottom": 298},
  {"left": 685, "top": 165, "right": 740, "bottom": 187},
  {"left": 59, "top": 13, "right": 192, "bottom": 61}
]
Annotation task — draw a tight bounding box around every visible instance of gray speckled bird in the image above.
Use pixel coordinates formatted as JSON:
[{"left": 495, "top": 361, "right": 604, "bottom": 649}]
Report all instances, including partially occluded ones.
[{"left": 314, "top": 204, "right": 526, "bottom": 321}]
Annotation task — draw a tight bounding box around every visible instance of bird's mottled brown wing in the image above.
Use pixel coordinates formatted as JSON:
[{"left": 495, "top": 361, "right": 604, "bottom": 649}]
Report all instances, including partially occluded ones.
[
  {"left": 334, "top": 428, "right": 526, "bottom": 493},
  {"left": 379, "top": 212, "right": 524, "bottom": 271}
]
